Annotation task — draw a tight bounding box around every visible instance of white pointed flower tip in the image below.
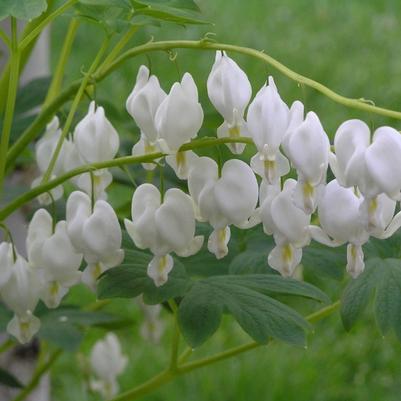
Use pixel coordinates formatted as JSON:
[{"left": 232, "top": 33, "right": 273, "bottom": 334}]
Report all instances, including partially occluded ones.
[
  {"left": 208, "top": 226, "right": 231, "bottom": 259},
  {"left": 126, "top": 65, "right": 166, "bottom": 143},
  {"left": 1, "top": 254, "right": 42, "bottom": 344},
  {"left": 264, "top": 179, "right": 311, "bottom": 246},
  {"left": 250, "top": 149, "right": 289, "bottom": 183},
  {"left": 0, "top": 242, "right": 14, "bottom": 288},
  {"left": 268, "top": 243, "right": 302, "bottom": 277},
  {"left": 247, "top": 76, "right": 289, "bottom": 158},
  {"left": 166, "top": 150, "right": 199, "bottom": 180},
  {"left": 316, "top": 179, "right": 368, "bottom": 245},
  {"left": 90, "top": 332, "right": 127, "bottom": 398},
  {"left": 287, "top": 111, "right": 329, "bottom": 186},
  {"left": 365, "top": 126, "right": 401, "bottom": 198},
  {"left": 66, "top": 191, "right": 124, "bottom": 278},
  {"left": 74, "top": 101, "right": 120, "bottom": 164},
  {"left": 346, "top": 243, "right": 365, "bottom": 278},
  {"left": 132, "top": 134, "right": 160, "bottom": 171},
  {"left": 155, "top": 73, "right": 203, "bottom": 153},
  {"left": 148, "top": 254, "right": 174, "bottom": 287},
  {"left": 77, "top": 169, "right": 113, "bottom": 201},
  {"left": 207, "top": 51, "right": 252, "bottom": 124}
]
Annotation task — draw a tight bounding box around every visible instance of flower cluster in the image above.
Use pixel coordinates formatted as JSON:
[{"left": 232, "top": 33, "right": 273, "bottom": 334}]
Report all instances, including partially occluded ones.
[{"left": 1, "top": 51, "right": 401, "bottom": 345}]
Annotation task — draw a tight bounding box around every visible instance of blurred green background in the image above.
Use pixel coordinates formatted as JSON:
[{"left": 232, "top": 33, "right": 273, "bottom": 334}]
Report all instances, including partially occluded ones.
[{"left": 49, "top": 1, "right": 401, "bottom": 400}]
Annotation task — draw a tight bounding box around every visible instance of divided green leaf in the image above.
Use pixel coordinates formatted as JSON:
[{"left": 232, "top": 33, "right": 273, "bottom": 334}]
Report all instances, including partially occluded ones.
[{"left": 0, "top": 0, "right": 47, "bottom": 21}]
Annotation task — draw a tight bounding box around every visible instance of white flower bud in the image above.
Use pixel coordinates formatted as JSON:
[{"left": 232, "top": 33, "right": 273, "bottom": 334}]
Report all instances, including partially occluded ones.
[
  {"left": 0, "top": 242, "right": 14, "bottom": 288},
  {"left": 74, "top": 101, "right": 120, "bottom": 163},
  {"left": 207, "top": 51, "right": 252, "bottom": 154}
]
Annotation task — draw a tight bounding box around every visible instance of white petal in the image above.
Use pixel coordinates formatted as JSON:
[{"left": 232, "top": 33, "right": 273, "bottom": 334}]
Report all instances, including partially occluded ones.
[
  {"left": 147, "top": 254, "right": 174, "bottom": 287},
  {"left": 268, "top": 243, "right": 302, "bottom": 277},
  {"left": 7, "top": 312, "right": 41, "bottom": 344},
  {"left": 346, "top": 243, "right": 365, "bottom": 278},
  {"left": 208, "top": 227, "right": 231, "bottom": 259}
]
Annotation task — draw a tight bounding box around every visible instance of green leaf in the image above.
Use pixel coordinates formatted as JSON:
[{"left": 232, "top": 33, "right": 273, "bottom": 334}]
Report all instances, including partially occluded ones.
[
  {"left": 134, "top": 0, "right": 200, "bottom": 12},
  {"left": 178, "top": 275, "right": 316, "bottom": 348},
  {"left": 229, "top": 250, "right": 271, "bottom": 275},
  {"left": 131, "top": 0, "right": 209, "bottom": 25},
  {"left": 38, "top": 308, "right": 123, "bottom": 351},
  {"left": 212, "top": 275, "right": 330, "bottom": 304},
  {"left": 15, "top": 77, "right": 51, "bottom": 118},
  {"left": 177, "top": 281, "right": 223, "bottom": 347},
  {"left": 302, "top": 241, "right": 346, "bottom": 280},
  {"left": 79, "top": 0, "right": 132, "bottom": 8},
  {"left": 0, "top": 0, "right": 47, "bottom": 21},
  {"left": 0, "top": 367, "right": 23, "bottom": 389},
  {"left": 341, "top": 258, "right": 377, "bottom": 331},
  {"left": 341, "top": 255, "right": 401, "bottom": 340},
  {"left": 97, "top": 249, "right": 191, "bottom": 304}
]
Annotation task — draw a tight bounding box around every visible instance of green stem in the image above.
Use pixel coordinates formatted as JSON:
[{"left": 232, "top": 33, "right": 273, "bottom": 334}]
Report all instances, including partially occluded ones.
[
  {"left": 18, "top": 0, "right": 79, "bottom": 51},
  {"left": 109, "top": 301, "right": 341, "bottom": 401},
  {"left": 12, "top": 349, "right": 62, "bottom": 401},
  {"left": 100, "top": 40, "right": 401, "bottom": 121},
  {"left": 168, "top": 300, "right": 180, "bottom": 371},
  {"left": 0, "top": 338, "right": 14, "bottom": 354},
  {"left": 8, "top": 38, "right": 401, "bottom": 171},
  {"left": 41, "top": 37, "right": 110, "bottom": 184},
  {"left": 0, "top": 137, "right": 252, "bottom": 220},
  {"left": 44, "top": 18, "right": 80, "bottom": 106},
  {"left": 97, "top": 25, "right": 139, "bottom": 75},
  {"left": 0, "top": 28, "right": 11, "bottom": 48},
  {"left": 0, "top": 18, "right": 20, "bottom": 197}
]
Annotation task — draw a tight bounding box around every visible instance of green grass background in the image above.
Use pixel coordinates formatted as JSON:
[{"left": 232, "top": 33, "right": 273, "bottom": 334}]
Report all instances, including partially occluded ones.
[{"left": 49, "top": 1, "right": 401, "bottom": 400}]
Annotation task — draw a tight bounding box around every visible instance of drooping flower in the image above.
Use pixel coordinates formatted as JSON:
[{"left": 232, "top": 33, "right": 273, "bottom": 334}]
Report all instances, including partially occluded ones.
[
  {"left": 66, "top": 191, "right": 124, "bottom": 290},
  {"left": 32, "top": 116, "right": 70, "bottom": 204},
  {"left": 207, "top": 51, "right": 252, "bottom": 154},
  {"left": 309, "top": 179, "right": 369, "bottom": 278},
  {"left": 125, "top": 184, "right": 203, "bottom": 286},
  {"left": 188, "top": 157, "right": 259, "bottom": 259},
  {"left": 127, "top": 65, "right": 166, "bottom": 170},
  {"left": 155, "top": 73, "right": 203, "bottom": 179},
  {"left": 137, "top": 297, "right": 165, "bottom": 344},
  {"left": 1, "top": 253, "right": 42, "bottom": 343},
  {"left": 27, "top": 209, "right": 83, "bottom": 308},
  {"left": 330, "top": 119, "right": 401, "bottom": 200},
  {"left": 260, "top": 179, "right": 310, "bottom": 277},
  {"left": 285, "top": 111, "right": 330, "bottom": 214},
  {"left": 0, "top": 242, "right": 15, "bottom": 288},
  {"left": 90, "top": 333, "right": 127, "bottom": 399},
  {"left": 247, "top": 77, "right": 290, "bottom": 183}
]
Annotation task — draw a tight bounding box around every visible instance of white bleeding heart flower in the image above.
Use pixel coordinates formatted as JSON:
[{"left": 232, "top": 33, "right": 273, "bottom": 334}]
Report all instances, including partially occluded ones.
[
  {"left": 1, "top": 253, "right": 42, "bottom": 343},
  {"left": 74, "top": 101, "right": 120, "bottom": 164},
  {"left": 330, "top": 120, "right": 401, "bottom": 200},
  {"left": 188, "top": 157, "right": 259, "bottom": 259},
  {"left": 309, "top": 179, "right": 369, "bottom": 278},
  {"left": 127, "top": 66, "right": 166, "bottom": 170},
  {"left": 66, "top": 191, "right": 124, "bottom": 290},
  {"left": 286, "top": 111, "right": 330, "bottom": 214},
  {"left": 32, "top": 116, "right": 72, "bottom": 204},
  {"left": 126, "top": 65, "right": 167, "bottom": 144},
  {"left": 165, "top": 150, "right": 199, "bottom": 180},
  {"left": 27, "top": 209, "right": 83, "bottom": 308},
  {"left": 248, "top": 77, "right": 290, "bottom": 183},
  {"left": 90, "top": 333, "right": 127, "bottom": 399},
  {"left": 137, "top": 297, "right": 165, "bottom": 344},
  {"left": 207, "top": 51, "right": 252, "bottom": 154},
  {"left": 124, "top": 184, "right": 203, "bottom": 286},
  {"left": 155, "top": 73, "right": 203, "bottom": 179},
  {"left": 282, "top": 100, "right": 305, "bottom": 157},
  {"left": 260, "top": 179, "right": 310, "bottom": 277},
  {"left": 0, "top": 242, "right": 14, "bottom": 288}
]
